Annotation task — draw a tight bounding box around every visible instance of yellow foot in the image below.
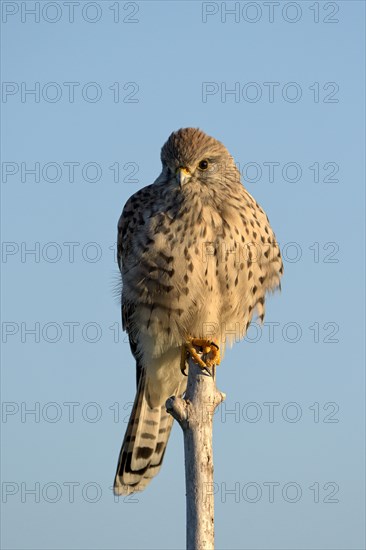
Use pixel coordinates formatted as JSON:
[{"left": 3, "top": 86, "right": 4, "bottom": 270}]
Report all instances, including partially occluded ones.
[{"left": 180, "top": 337, "right": 221, "bottom": 375}]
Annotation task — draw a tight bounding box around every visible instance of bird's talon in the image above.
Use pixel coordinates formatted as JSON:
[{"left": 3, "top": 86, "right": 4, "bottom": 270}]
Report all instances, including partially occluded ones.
[
  {"left": 180, "top": 337, "right": 221, "bottom": 375},
  {"left": 180, "top": 345, "right": 188, "bottom": 376},
  {"left": 202, "top": 366, "right": 213, "bottom": 376}
]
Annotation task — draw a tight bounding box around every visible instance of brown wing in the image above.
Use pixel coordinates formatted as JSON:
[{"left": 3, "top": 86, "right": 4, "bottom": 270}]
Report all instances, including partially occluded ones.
[
  {"left": 117, "top": 193, "right": 141, "bottom": 386},
  {"left": 117, "top": 186, "right": 156, "bottom": 387}
]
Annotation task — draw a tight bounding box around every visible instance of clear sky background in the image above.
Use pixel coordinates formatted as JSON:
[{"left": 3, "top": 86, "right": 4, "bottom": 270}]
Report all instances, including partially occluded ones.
[{"left": 1, "top": 1, "right": 365, "bottom": 549}]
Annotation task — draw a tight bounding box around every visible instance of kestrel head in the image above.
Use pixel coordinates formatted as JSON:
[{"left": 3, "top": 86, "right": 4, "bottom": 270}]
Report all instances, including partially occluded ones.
[{"left": 160, "top": 128, "right": 239, "bottom": 190}]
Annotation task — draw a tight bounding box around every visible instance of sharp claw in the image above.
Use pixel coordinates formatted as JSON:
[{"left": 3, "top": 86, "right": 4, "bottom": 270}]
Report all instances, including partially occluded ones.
[
  {"left": 202, "top": 366, "right": 213, "bottom": 376},
  {"left": 181, "top": 338, "right": 220, "bottom": 376}
]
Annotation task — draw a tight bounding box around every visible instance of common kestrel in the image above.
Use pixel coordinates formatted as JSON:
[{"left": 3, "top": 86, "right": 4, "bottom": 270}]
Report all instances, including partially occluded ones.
[{"left": 114, "top": 128, "right": 283, "bottom": 495}]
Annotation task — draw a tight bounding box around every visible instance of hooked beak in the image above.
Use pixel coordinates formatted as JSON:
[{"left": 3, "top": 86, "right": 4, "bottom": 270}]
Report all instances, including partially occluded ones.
[{"left": 175, "top": 167, "right": 191, "bottom": 187}]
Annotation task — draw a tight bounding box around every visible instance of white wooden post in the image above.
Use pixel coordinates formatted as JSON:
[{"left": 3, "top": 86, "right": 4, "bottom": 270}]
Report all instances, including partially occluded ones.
[{"left": 166, "top": 355, "right": 225, "bottom": 550}]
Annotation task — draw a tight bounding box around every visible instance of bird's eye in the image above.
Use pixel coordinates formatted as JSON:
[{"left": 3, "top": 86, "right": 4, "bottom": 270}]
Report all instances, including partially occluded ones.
[{"left": 198, "top": 159, "right": 209, "bottom": 170}]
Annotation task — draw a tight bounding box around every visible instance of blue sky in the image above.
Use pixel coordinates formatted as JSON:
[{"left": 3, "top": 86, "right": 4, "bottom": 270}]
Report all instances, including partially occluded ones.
[{"left": 1, "top": 1, "right": 365, "bottom": 549}]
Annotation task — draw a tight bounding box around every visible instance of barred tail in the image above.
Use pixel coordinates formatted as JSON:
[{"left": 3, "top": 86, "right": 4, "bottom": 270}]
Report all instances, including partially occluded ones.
[{"left": 113, "top": 373, "right": 177, "bottom": 495}]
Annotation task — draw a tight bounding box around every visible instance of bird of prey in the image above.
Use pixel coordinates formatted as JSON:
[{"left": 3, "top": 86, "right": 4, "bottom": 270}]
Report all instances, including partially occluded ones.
[{"left": 114, "top": 128, "right": 283, "bottom": 495}]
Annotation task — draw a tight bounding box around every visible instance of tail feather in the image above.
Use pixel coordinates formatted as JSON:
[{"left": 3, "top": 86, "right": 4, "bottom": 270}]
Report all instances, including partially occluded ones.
[{"left": 114, "top": 373, "right": 182, "bottom": 495}]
